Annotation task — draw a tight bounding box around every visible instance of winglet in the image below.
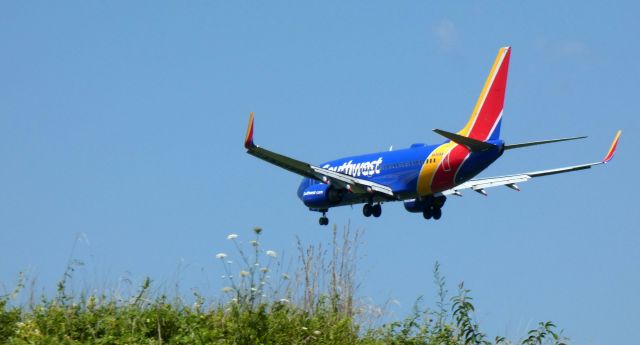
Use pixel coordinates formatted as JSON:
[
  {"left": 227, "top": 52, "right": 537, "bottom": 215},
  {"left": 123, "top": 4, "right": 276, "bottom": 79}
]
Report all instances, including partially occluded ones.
[
  {"left": 602, "top": 130, "right": 621, "bottom": 163},
  {"left": 245, "top": 112, "right": 256, "bottom": 149}
]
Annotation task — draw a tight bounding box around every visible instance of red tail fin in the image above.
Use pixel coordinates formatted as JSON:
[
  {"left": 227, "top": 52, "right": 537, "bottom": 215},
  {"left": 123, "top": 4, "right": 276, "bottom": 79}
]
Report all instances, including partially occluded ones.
[{"left": 458, "top": 47, "right": 511, "bottom": 141}]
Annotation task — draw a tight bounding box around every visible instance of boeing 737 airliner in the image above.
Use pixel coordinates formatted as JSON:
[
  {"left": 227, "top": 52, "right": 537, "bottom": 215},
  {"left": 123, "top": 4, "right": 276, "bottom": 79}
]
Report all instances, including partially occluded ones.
[{"left": 244, "top": 47, "right": 621, "bottom": 225}]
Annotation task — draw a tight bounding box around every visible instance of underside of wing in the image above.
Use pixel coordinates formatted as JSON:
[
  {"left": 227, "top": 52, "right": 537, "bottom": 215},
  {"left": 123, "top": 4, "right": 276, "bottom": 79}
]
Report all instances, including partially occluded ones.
[
  {"left": 247, "top": 146, "right": 316, "bottom": 179},
  {"left": 245, "top": 113, "right": 394, "bottom": 198}
]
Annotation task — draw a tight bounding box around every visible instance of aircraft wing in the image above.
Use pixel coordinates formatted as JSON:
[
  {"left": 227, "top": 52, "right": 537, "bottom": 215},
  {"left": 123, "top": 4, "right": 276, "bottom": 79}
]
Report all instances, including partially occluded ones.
[
  {"left": 439, "top": 130, "right": 621, "bottom": 197},
  {"left": 309, "top": 165, "right": 394, "bottom": 196},
  {"left": 244, "top": 113, "right": 395, "bottom": 197}
]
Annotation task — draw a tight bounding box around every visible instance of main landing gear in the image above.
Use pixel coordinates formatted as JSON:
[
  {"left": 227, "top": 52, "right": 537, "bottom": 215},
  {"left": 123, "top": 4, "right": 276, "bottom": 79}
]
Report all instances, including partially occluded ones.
[
  {"left": 362, "top": 203, "right": 382, "bottom": 218},
  {"left": 318, "top": 209, "right": 329, "bottom": 226},
  {"left": 422, "top": 205, "right": 442, "bottom": 220}
]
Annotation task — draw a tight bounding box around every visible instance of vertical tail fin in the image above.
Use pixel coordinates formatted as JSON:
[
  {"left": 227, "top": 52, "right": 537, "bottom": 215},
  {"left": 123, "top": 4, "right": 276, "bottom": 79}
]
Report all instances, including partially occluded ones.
[{"left": 458, "top": 46, "right": 511, "bottom": 141}]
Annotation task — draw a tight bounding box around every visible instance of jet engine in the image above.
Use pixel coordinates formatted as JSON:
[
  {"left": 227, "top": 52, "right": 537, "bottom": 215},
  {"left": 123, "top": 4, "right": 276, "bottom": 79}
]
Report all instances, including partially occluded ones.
[
  {"left": 403, "top": 196, "right": 447, "bottom": 213},
  {"left": 301, "top": 183, "right": 344, "bottom": 208}
]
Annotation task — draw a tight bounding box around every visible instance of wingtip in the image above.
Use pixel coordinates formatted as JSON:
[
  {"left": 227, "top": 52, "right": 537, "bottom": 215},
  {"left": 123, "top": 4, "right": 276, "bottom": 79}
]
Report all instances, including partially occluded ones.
[
  {"left": 602, "top": 130, "right": 621, "bottom": 163},
  {"left": 244, "top": 112, "right": 256, "bottom": 149}
]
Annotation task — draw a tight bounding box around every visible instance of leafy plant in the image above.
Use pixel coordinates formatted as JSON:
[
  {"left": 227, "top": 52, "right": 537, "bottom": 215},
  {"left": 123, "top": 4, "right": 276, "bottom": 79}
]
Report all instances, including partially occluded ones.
[{"left": 0, "top": 225, "right": 571, "bottom": 345}]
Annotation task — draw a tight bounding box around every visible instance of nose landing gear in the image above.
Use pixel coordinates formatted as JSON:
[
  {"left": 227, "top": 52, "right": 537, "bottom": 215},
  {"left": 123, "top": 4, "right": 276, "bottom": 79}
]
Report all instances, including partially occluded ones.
[{"left": 318, "top": 209, "right": 329, "bottom": 226}]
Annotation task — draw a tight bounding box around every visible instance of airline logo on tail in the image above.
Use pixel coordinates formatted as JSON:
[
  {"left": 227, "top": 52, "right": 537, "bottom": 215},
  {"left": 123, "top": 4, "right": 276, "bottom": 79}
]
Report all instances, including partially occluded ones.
[
  {"left": 418, "top": 47, "right": 511, "bottom": 195},
  {"left": 458, "top": 46, "right": 510, "bottom": 141}
]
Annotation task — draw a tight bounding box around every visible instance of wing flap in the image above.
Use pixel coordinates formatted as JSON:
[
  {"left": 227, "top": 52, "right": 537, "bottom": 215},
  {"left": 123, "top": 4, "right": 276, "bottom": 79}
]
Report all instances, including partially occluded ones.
[{"left": 310, "top": 166, "right": 394, "bottom": 196}]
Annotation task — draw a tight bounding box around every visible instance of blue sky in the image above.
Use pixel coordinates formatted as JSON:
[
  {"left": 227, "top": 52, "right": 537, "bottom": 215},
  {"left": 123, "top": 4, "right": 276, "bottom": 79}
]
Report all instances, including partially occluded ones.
[{"left": 1, "top": 1, "right": 638, "bottom": 343}]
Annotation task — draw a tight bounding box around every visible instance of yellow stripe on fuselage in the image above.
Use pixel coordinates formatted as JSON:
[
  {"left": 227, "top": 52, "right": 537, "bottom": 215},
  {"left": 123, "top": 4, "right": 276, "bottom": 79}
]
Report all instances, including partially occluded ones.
[
  {"left": 417, "top": 142, "right": 457, "bottom": 196},
  {"left": 458, "top": 47, "right": 507, "bottom": 137}
]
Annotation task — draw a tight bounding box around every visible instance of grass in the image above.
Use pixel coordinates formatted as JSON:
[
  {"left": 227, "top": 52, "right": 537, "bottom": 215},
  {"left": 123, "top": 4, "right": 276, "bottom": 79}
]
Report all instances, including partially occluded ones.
[{"left": 1, "top": 225, "right": 568, "bottom": 345}]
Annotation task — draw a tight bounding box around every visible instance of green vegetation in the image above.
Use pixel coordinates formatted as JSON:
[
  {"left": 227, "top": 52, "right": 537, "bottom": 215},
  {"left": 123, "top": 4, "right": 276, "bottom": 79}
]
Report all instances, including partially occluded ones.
[{"left": 1, "top": 226, "right": 568, "bottom": 345}]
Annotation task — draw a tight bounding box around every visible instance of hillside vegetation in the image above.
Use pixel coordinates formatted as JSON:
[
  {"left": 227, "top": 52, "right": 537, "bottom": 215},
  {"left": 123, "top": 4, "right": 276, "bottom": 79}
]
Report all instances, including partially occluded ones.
[{"left": 1, "top": 226, "right": 568, "bottom": 345}]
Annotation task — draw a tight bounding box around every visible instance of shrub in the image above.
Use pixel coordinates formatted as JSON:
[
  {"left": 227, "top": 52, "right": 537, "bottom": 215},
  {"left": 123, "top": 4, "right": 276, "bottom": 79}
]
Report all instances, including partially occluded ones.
[{"left": 0, "top": 225, "right": 569, "bottom": 345}]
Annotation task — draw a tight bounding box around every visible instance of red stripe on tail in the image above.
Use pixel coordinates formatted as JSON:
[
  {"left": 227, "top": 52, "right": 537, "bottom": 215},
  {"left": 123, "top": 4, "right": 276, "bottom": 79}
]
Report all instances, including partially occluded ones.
[{"left": 459, "top": 47, "right": 511, "bottom": 141}]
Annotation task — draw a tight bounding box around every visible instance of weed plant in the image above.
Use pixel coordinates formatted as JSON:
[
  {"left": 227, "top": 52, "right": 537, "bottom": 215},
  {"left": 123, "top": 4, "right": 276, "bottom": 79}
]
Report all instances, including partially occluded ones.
[{"left": 1, "top": 225, "right": 568, "bottom": 345}]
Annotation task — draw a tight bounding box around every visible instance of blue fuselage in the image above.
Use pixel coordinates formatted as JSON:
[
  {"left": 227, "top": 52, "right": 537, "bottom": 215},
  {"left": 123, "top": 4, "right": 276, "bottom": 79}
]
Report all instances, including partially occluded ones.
[{"left": 297, "top": 140, "right": 504, "bottom": 209}]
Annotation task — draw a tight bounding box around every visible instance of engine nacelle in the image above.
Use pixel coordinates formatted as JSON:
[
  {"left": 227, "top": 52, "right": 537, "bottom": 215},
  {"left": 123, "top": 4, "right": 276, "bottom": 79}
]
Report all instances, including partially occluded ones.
[
  {"left": 403, "top": 199, "right": 428, "bottom": 213},
  {"left": 301, "top": 183, "right": 344, "bottom": 208}
]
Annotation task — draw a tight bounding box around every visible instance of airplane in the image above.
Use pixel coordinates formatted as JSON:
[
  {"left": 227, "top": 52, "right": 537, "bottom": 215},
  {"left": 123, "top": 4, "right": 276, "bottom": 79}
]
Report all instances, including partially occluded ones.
[{"left": 243, "top": 46, "right": 621, "bottom": 225}]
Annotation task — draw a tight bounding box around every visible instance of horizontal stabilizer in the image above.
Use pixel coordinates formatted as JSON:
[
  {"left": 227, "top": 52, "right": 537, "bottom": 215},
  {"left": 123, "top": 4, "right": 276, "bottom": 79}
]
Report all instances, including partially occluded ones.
[
  {"left": 438, "top": 130, "right": 621, "bottom": 197},
  {"left": 505, "top": 136, "right": 586, "bottom": 150},
  {"left": 433, "top": 129, "right": 497, "bottom": 152}
]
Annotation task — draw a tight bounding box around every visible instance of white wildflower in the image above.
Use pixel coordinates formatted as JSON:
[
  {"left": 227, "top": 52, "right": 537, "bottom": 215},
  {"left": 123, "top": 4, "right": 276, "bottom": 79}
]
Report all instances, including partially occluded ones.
[
  {"left": 260, "top": 267, "right": 268, "bottom": 273},
  {"left": 282, "top": 273, "right": 290, "bottom": 280},
  {"left": 266, "top": 250, "right": 277, "bottom": 258},
  {"left": 87, "top": 295, "right": 97, "bottom": 309},
  {"left": 313, "top": 330, "right": 321, "bottom": 335},
  {"left": 280, "top": 298, "right": 290, "bottom": 303},
  {"left": 221, "top": 286, "right": 233, "bottom": 293},
  {"left": 301, "top": 326, "right": 308, "bottom": 331},
  {"left": 250, "top": 287, "right": 257, "bottom": 292},
  {"left": 215, "top": 253, "right": 227, "bottom": 259},
  {"left": 227, "top": 233, "right": 238, "bottom": 240},
  {"left": 227, "top": 260, "right": 233, "bottom": 264},
  {"left": 239, "top": 270, "right": 249, "bottom": 277},
  {"left": 250, "top": 240, "right": 259, "bottom": 246}
]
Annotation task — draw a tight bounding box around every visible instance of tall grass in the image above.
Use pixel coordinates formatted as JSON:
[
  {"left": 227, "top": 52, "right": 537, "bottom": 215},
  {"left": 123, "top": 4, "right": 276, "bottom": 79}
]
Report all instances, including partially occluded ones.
[{"left": 0, "top": 225, "right": 568, "bottom": 345}]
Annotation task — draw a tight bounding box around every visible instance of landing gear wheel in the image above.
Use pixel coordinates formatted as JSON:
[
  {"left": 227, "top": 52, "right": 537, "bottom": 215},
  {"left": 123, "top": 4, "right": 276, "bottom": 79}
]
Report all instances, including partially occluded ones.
[
  {"left": 372, "top": 204, "right": 382, "bottom": 217},
  {"left": 432, "top": 208, "right": 442, "bottom": 220},
  {"left": 319, "top": 216, "right": 329, "bottom": 226},
  {"left": 423, "top": 207, "right": 433, "bottom": 220},
  {"left": 363, "top": 203, "right": 373, "bottom": 217}
]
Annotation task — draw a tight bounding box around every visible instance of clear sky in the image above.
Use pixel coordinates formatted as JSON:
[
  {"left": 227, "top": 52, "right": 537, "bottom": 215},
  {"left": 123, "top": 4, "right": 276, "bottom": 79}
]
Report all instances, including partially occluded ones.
[{"left": 1, "top": 1, "right": 638, "bottom": 344}]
